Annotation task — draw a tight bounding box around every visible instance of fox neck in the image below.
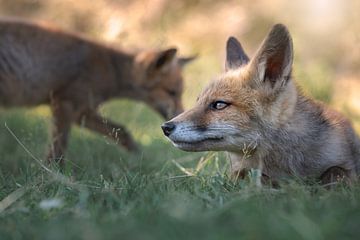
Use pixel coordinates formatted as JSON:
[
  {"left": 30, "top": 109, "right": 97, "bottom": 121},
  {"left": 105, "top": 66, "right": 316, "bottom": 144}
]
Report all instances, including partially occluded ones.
[
  {"left": 108, "top": 50, "right": 145, "bottom": 100},
  {"left": 229, "top": 84, "right": 330, "bottom": 178}
]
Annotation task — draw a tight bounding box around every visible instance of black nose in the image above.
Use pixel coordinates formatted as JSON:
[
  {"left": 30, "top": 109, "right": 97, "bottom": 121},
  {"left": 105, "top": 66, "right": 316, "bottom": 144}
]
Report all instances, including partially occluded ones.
[{"left": 161, "top": 122, "right": 176, "bottom": 136}]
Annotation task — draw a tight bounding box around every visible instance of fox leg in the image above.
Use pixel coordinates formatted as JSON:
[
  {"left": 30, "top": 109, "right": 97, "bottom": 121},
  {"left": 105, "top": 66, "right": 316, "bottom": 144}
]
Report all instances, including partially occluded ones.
[
  {"left": 320, "top": 166, "right": 352, "bottom": 187},
  {"left": 79, "top": 112, "right": 138, "bottom": 152},
  {"left": 231, "top": 169, "right": 279, "bottom": 187},
  {"left": 47, "top": 100, "right": 74, "bottom": 168},
  {"left": 231, "top": 169, "right": 247, "bottom": 180}
]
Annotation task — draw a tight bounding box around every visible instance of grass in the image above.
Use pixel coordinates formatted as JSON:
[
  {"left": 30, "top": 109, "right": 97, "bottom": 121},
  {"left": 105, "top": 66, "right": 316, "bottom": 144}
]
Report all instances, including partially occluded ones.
[
  {"left": 0, "top": 1, "right": 359, "bottom": 239},
  {"left": 0, "top": 39, "right": 357, "bottom": 240},
  {"left": 1, "top": 98, "right": 360, "bottom": 240}
]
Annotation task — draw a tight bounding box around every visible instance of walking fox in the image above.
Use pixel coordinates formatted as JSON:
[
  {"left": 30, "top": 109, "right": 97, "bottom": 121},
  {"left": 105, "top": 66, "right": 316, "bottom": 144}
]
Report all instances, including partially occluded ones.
[
  {"left": 162, "top": 24, "right": 360, "bottom": 184},
  {"left": 0, "top": 18, "right": 194, "bottom": 166}
]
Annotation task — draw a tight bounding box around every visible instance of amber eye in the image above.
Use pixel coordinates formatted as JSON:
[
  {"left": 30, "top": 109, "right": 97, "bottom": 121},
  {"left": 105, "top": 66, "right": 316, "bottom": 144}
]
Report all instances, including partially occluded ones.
[{"left": 210, "top": 101, "right": 230, "bottom": 110}]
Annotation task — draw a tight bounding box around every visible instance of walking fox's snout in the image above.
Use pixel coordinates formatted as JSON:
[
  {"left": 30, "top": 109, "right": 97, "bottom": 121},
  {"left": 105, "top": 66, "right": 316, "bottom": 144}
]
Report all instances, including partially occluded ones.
[
  {"left": 135, "top": 49, "right": 195, "bottom": 119},
  {"left": 162, "top": 24, "right": 360, "bottom": 183}
]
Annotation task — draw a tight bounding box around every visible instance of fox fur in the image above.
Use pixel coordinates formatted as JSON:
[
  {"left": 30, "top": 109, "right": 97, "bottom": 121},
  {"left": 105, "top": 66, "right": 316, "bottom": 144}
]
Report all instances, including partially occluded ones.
[
  {"left": 0, "top": 18, "right": 194, "bottom": 166},
  {"left": 162, "top": 24, "right": 360, "bottom": 184}
]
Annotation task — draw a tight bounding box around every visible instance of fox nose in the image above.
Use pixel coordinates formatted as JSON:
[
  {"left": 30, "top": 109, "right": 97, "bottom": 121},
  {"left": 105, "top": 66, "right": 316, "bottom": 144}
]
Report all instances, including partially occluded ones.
[{"left": 161, "top": 122, "right": 176, "bottom": 136}]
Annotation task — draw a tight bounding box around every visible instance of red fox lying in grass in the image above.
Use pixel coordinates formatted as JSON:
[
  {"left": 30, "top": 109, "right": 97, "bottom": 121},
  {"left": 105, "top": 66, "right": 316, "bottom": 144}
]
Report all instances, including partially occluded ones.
[
  {"left": 162, "top": 24, "right": 360, "bottom": 185},
  {"left": 0, "top": 18, "right": 195, "bottom": 167}
]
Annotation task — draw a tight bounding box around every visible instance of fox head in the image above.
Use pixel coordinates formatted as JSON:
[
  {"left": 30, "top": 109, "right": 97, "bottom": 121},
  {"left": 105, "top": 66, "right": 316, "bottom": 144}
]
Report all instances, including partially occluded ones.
[
  {"left": 134, "top": 48, "right": 196, "bottom": 120},
  {"left": 162, "top": 24, "right": 297, "bottom": 154}
]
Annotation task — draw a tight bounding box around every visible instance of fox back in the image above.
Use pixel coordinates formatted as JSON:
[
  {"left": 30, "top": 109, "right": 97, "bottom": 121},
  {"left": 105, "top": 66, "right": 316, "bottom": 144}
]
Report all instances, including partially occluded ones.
[
  {"left": 0, "top": 18, "right": 195, "bottom": 166},
  {"left": 0, "top": 18, "right": 195, "bottom": 118},
  {"left": 162, "top": 24, "right": 360, "bottom": 183}
]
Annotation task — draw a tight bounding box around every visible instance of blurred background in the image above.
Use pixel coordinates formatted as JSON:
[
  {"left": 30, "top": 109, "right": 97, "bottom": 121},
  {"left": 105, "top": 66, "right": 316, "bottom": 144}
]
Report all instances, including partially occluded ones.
[
  {"left": 0, "top": 0, "right": 359, "bottom": 106},
  {"left": 0, "top": 0, "right": 360, "bottom": 172},
  {"left": 1, "top": 1, "right": 360, "bottom": 239}
]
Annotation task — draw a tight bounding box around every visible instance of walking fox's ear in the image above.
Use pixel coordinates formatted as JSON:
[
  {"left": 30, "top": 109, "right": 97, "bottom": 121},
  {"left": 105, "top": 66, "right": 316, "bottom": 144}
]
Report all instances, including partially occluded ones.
[
  {"left": 250, "top": 24, "right": 293, "bottom": 88},
  {"left": 178, "top": 55, "right": 197, "bottom": 67},
  {"left": 225, "top": 37, "right": 249, "bottom": 71},
  {"left": 148, "top": 48, "right": 177, "bottom": 74},
  {"left": 149, "top": 48, "right": 177, "bottom": 73}
]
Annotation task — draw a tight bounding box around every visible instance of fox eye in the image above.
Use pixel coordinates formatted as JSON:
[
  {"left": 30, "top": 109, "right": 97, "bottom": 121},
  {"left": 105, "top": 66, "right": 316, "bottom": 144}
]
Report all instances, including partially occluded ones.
[
  {"left": 167, "top": 90, "right": 177, "bottom": 97},
  {"left": 210, "top": 101, "right": 230, "bottom": 110}
]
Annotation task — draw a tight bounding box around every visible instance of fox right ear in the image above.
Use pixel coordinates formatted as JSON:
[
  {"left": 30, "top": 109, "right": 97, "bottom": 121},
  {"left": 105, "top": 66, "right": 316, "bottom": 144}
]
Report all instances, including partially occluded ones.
[
  {"left": 250, "top": 24, "right": 293, "bottom": 88},
  {"left": 225, "top": 37, "right": 249, "bottom": 71}
]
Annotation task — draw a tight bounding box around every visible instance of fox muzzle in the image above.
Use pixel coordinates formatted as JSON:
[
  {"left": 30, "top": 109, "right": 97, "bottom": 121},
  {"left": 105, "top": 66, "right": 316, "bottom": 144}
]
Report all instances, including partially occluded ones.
[{"left": 161, "top": 121, "right": 176, "bottom": 136}]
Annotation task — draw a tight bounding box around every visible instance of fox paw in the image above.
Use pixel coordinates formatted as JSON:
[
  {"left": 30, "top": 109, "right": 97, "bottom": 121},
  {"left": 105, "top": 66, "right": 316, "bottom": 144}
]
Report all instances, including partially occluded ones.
[{"left": 320, "top": 166, "right": 352, "bottom": 188}]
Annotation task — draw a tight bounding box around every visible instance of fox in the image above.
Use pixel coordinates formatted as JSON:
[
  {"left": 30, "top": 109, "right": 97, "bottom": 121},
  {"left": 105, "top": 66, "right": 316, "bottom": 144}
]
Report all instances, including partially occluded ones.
[
  {"left": 0, "top": 18, "right": 195, "bottom": 167},
  {"left": 162, "top": 24, "right": 360, "bottom": 185}
]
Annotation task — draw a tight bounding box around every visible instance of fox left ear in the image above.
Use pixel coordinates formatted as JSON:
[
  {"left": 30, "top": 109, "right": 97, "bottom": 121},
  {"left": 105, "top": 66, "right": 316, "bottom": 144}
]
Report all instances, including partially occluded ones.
[
  {"left": 225, "top": 37, "right": 249, "bottom": 71},
  {"left": 178, "top": 55, "right": 197, "bottom": 67},
  {"left": 250, "top": 24, "right": 293, "bottom": 88},
  {"left": 149, "top": 48, "right": 177, "bottom": 73}
]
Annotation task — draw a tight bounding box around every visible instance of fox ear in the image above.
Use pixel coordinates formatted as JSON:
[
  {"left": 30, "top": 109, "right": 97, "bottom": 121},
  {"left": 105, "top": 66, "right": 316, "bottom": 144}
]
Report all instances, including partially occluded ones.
[
  {"left": 225, "top": 37, "right": 249, "bottom": 71},
  {"left": 178, "top": 55, "right": 197, "bottom": 67},
  {"left": 250, "top": 24, "right": 293, "bottom": 88},
  {"left": 149, "top": 48, "right": 177, "bottom": 73}
]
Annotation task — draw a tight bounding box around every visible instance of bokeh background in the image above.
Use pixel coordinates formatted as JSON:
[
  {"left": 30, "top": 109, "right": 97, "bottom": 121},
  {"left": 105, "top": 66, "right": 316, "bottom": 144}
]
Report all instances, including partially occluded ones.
[
  {"left": 1, "top": 1, "right": 360, "bottom": 239},
  {"left": 1, "top": 0, "right": 359, "bottom": 107},
  {"left": 1, "top": 0, "right": 360, "bottom": 158}
]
